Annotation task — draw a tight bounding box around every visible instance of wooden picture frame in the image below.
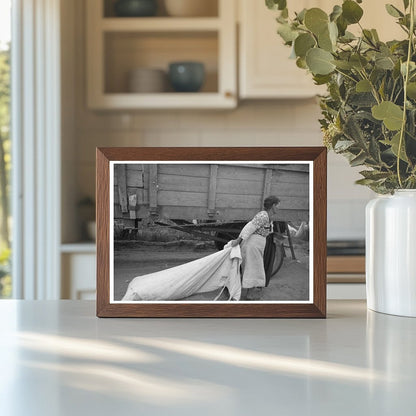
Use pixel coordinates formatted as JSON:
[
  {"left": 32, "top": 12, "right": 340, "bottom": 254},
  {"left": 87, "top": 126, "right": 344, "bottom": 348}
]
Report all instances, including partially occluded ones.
[{"left": 96, "top": 147, "right": 327, "bottom": 318}]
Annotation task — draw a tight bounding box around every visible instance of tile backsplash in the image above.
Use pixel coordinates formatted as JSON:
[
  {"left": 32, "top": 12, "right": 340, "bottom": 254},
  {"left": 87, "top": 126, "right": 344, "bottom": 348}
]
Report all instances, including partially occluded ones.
[{"left": 72, "top": 100, "right": 373, "bottom": 241}]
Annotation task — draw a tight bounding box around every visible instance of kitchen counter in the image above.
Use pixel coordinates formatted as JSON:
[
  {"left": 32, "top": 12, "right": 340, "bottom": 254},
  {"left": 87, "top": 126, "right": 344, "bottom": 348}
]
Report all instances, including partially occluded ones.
[{"left": 0, "top": 300, "right": 415, "bottom": 415}]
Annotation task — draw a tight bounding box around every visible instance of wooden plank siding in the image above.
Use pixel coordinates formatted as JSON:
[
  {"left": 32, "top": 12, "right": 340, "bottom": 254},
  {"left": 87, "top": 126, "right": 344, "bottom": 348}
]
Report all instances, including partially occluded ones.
[
  {"left": 158, "top": 164, "right": 210, "bottom": 177},
  {"left": 115, "top": 164, "right": 128, "bottom": 213},
  {"left": 113, "top": 163, "right": 309, "bottom": 223},
  {"left": 148, "top": 164, "right": 158, "bottom": 214},
  {"left": 208, "top": 165, "right": 218, "bottom": 216},
  {"left": 158, "top": 173, "right": 210, "bottom": 193}
]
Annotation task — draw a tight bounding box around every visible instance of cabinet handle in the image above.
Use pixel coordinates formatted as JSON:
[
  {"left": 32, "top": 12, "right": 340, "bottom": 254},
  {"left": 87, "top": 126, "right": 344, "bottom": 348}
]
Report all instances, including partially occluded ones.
[{"left": 224, "top": 91, "right": 234, "bottom": 99}]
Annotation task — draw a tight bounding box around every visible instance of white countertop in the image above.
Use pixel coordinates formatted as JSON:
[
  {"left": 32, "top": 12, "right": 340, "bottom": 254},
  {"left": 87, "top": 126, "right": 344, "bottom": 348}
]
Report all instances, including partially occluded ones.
[{"left": 0, "top": 300, "right": 415, "bottom": 415}]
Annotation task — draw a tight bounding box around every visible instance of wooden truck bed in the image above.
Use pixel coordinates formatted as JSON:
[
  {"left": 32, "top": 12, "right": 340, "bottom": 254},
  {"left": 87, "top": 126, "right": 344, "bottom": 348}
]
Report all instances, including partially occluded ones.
[{"left": 114, "top": 163, "right": 309, "bottom": 224}]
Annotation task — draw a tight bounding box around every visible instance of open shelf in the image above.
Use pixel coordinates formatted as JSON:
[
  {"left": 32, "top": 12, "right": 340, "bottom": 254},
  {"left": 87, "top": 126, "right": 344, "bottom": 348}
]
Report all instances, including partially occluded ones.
[
  {"left": 103, "top": 0, "right": 219, "bottom": 18},
  {"left": 101, "top": 17, "right": 221, "bottom": 31},
  {"left": 104, "top": 31, "right": 218, "bottom": 94},
  {"left": 86, "top": 0, "right": 236, "bottom": 109}
]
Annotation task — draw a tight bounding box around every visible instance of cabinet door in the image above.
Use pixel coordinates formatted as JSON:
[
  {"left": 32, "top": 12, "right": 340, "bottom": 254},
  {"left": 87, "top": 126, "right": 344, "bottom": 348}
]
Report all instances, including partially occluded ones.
[
  {"left": 239, "top": 0, "right": 404, "bottom": 99},
  {"left": 62, "top": 253, "right": 96, "bottom": 300},
  {"left": 239, "top": 0, "right": 325, "bottom": 99}
]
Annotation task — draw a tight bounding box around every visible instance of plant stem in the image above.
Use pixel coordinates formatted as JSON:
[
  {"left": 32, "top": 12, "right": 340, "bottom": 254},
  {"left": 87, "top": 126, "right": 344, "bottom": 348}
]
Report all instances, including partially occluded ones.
[
  {"left": 358, "top": 69, "right": 381, "bottom": 104},
  {"left": 334, "top": 68, "right": 358, "bottom": 84},
  {"left": 397, "top": 0, "right": 415, "bottom": 188}
]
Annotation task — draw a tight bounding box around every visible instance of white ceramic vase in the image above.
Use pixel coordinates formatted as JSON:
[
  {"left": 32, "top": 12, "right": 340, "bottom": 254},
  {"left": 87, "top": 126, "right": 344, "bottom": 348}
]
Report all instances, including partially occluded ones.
[{"left": 366, "top": 189, "right": 416, "bottom": 317}]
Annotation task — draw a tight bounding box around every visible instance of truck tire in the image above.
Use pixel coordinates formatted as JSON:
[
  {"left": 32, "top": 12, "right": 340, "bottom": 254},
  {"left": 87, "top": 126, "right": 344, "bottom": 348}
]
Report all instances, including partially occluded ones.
[{"left": 264, "top": 233, "right": 285, "bottom": 285}]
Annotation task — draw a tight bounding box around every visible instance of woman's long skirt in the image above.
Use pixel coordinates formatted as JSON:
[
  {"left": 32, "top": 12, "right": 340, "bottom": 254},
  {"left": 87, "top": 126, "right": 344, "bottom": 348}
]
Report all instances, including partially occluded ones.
[{"left": 241, "top": 234, "right": 266, "bottom": 288}]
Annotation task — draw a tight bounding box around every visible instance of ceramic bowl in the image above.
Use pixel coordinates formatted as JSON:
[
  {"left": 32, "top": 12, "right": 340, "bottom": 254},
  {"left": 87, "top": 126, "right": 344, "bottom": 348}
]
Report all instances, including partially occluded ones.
[
  {"left": 114, "top": 0, "right": 158, "bottom": 17},
  {"left": 128, "top": 68, "right": 167, "bottom": 93},
  {"left": 168, "top": 62, "right": 205, "bottom": 92}
]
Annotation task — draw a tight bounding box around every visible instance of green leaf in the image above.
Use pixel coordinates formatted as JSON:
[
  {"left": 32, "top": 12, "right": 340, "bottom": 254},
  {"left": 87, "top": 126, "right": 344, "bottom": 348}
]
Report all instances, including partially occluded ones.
[
  {"left": 363, "top": 29, "right": 376, "bottom": 46},
  {"left": 350, "top": 152, "right": 368, "bottom": 167},
  {"left": 328, "top": 21, "right": 338, "bottom": 45},
  {"left": 334, "top": 140, "right": 355, "bottom": 151},
  {"left": 333, "top": 60, "right": 353, "bottom": 70},
  {"left": 304, "top": 8, "right": 329, "bottom": 35},
  {"left": 330, "top": 5, "right": 342, "bottom": 22},
  {"left": 313, "top": 74, "right": 332, "bottom": 85},
  {"left": 360, "top": 170, "right": 391, "bottom": 180},
  {"left": 348, "top": 92, "right": 377, "bottom": 107},
  {"left": 296, "top": 57, "right": 308, "bottom": 69},
  {"left": 403, "top": 0, "right": 410, "bottom": 10},
  {"left": 276, "top": 14, "right": 287, "bottom": 24},
  {"left": 342, "top": 0, "right": 364, "bottom": 24},
  {"left": 294, "top": 33, "right": 316, "bottom": 58},
  {"left": 401, "top": 61, "right": 416, "bottom": 76},
  {"left": 344, "top": 115, "right": 367, "bottom": 147},
  {"left": 375, "top": 55, "right": 395, "bottom": 70},
  {"left": 289, "top": 44, "right": 297, "bottom": 59},
  {"left": 378, "top": 78, "right": 386, "bottom": 100},
  {"left": 385, "top": 4, "right": 404, "bottom": 18},
  {"left": 266, "top": 0, "right": 287, "bottom": 11},
  {"left": 350, "top": 54, "right": 368, "bottom": 70},
  {"left": 336, "top": 15, "right": 348, "bottom": 36},
  {"left": 393, "top": 60, "right": 402, "bottom": 79},
  {"left": 339, "top": 31, "right": 356, "bottom": 43},
  {"left": 372, "top": 101, "right": 404, "bottom": 131},
  {"left": 318, "top": 27, "right": 334, "bottom": 52},
  {"left": 371, "top": 29, "right": 380, "bottom": 43},
  {"left": 355, "top": 178, "right": 377, "bottom": 186},
  {"left": 407, "top": 82, "right": 416, "bottom": 99},
  {"left": 408, "top": 109, "right": 416, "bottom": 137},
  {"left": 277, "top": 23, "right": 298, "bottom": 43},
  {"left": 369, "top": 136, "right": 382, "bottom": 163},
  {"left": 389, "top": 132, "right": 409, "bottom": 162},
  {"left": 296, "top": 8, "right": 307, "bottom": 23},
  {"left": 306, "top": 48, "right": 335, "bottom": 75},
  {"left": 356, "top": 79, "right": 372, "bottom": 92}
]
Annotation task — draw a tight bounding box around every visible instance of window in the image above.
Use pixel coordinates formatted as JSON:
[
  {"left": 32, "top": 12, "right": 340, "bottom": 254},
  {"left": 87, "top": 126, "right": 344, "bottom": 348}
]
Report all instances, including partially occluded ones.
[{"left": 0, "top": 0, "right": 11, "bottom": 298}]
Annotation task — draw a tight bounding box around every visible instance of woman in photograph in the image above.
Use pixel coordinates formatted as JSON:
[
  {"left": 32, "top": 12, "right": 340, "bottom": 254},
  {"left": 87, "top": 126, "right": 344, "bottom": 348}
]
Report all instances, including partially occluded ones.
[{"left": 231, "top": 195, "right": 280, "bottom": 300}]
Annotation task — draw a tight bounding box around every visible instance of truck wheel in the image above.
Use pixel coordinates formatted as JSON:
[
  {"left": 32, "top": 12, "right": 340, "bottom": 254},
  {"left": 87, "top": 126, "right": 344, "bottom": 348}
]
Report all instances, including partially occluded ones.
[
  {"left": 271, "top": 241, "right": 285, "bottom": 277},
  {"left": 264, "top": 234, "right": 285, "bottom": 286}
]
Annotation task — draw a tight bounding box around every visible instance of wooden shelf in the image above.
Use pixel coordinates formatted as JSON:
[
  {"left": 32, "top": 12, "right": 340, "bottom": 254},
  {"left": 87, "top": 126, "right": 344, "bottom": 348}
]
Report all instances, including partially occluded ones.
[
  {"left": 61, "top": 243, "right": 96, "bottom": 253},
  {"left": 101, "top": 17, "right": 221, "bottom": 32},
  {"left": 89, "top": 92, "right": 235, "bottom": 110}
]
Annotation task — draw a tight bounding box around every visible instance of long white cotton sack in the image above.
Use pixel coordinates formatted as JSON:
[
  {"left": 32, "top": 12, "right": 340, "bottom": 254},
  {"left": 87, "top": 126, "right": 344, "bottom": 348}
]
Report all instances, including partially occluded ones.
[{"left": 121, "top": 245, "right": 242, "bottom": 301}]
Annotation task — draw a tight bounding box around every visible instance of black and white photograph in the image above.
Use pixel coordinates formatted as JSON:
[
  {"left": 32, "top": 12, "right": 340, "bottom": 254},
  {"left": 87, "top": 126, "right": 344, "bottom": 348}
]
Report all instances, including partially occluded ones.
[{"left": 110, "top": 162, "right": 313, "bottom": 303}]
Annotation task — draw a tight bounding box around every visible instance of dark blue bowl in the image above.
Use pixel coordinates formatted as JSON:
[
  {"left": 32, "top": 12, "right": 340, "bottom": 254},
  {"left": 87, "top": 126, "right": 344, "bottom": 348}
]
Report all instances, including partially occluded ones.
[
  {"left": 168, "top": 62, "right": 205, "bottom": 92},
  {"left": 114, "top": 0, "right": 157, "bottom": 17}
]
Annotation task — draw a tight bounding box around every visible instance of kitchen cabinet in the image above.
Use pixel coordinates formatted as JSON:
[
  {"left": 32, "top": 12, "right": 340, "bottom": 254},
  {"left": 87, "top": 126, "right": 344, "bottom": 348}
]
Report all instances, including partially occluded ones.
[
  {"left": 86, "top": 0, "right": 237, "bottom": 109},
  {"left": 238, "top": 0, "right": 325, "bottom": 99},
  {"left": 61, "top": 245, "right": 96, "bottom": 300},
  {"left": 238, "top": 0, "right": 404, "bottom": 99}
]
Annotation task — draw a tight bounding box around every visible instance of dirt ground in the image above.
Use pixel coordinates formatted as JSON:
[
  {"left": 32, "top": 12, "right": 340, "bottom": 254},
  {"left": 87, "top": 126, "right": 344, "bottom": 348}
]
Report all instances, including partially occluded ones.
[{"left": 113, "top": 240, "right": 310, "bottom": 301}]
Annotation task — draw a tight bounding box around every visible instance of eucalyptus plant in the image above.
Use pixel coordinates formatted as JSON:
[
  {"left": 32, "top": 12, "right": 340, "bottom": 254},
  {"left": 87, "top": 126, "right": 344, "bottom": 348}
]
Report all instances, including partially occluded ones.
[{"left": 266, "top": 0, "right": 416, "bottom": 193}]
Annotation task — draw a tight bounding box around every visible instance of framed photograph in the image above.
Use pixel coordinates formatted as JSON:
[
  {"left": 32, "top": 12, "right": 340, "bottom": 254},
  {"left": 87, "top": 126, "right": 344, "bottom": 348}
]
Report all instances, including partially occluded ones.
[{"left": 96, "top": 147, "right": 327, "bottom": 318}]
